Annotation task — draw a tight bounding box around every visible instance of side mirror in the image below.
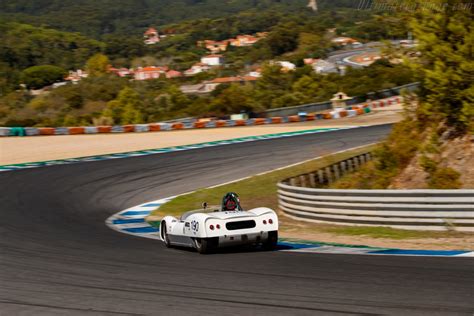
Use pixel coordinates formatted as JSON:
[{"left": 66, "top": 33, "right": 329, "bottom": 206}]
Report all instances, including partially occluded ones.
[{"left": 202, "top": 202, "right": 208, "bottom": 210}]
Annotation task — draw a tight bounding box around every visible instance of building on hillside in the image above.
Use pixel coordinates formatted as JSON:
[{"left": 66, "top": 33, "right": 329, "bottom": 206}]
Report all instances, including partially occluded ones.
[
  {"left": 304, "top": 58, "right": 339, "bottom": 74},
  {"left": 144, "top": 27, "right": 160, "bottom": 45},
  {"left": 134, "top": 66, "right": 168, "bottom": 80},
  {"left": 273, "top": 61, "right": 296, "bottom": 72},
  {"left": 165, "top": 70, "right": 183, "bottom": 79},
  {"left": 198, "top": 40, "right": 230, "bottom": 53},
  {"left": 246, "top": 67, "right": 262, "bottom": 78},
  {"left": 184, "top": 63, "right": 211, "bottom": 76},
  {"left": 199, "top": 33, "right": 267, "bottom": 51},
  {"left": 65, "top": 69, "right": 88, "bottom": 83},
  {"left": 108, "top": 67, "right": 132, "bottom": 78},
  {"left": 230, "top": 35, "right": 260, "bottom": 47},
  {"left": 201, "top": 54, "right": 224, "bottom": 66},
  {"left": 331, "top": 37, "right": 357, "bottom": 46}
]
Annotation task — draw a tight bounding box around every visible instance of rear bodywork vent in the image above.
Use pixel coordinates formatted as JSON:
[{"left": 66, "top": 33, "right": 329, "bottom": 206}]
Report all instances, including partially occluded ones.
[{"left": 226, "top": 220, "right": 256, "bottom": 231}]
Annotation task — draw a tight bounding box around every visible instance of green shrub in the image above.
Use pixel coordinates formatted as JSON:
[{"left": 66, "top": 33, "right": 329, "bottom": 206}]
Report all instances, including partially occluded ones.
[
  {"left": 420, "top": 155, "right": 437, "bottom": 174},
  {"left": 428, "top": 167, "right": 462, "bottom": 189}
]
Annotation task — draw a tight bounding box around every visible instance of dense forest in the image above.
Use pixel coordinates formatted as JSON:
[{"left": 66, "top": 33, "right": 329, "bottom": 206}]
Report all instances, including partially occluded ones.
[{"left": 0, "top": 0, "right": 362, "bottom": 38}]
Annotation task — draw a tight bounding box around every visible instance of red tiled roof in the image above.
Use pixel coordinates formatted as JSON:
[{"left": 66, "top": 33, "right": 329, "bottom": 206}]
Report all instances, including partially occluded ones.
[
  {"left": 242, "top": 76, "right": 258, "bottom": 81},
  {"left": 166, "top": 70, "right": 182, "bottom": 77},
  {"left": 139, "top": 66, "right": 168, "bottom": 72},
  {"left": 145, "top": 27, "right": 158, "bottom": 35},
  {"left": 203, "top": 54, "right": 223, "bottom": 58}
]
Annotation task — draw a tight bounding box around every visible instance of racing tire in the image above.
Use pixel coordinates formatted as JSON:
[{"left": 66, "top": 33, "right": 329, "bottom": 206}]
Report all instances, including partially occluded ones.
[
  {"left": 161, "top": 222, "right": 171, "bottom": 248},
  {"left": 194, "top": 237, "right": 218, "bottom": 254},
  {"left": 263, "top": 231, "right": 278, "bottom": 251}
]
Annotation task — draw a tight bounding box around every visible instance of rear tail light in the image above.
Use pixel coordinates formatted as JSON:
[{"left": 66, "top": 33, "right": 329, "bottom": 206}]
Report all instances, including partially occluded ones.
[
  {"left": 209, "top": 225, "right": 215, "bottom": 230},
  {"left": 263, "top": 220, "right": 267, "bottom": 224},
  {"left": 216, "top": 224, "right": 221, "bottom": 229},
  {"left": 269, "top": 219, "right": 273, "bottom": 224}
]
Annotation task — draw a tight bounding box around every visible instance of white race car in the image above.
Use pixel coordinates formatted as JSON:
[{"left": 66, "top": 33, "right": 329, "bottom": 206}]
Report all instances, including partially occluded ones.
[{"left": 160, "top": 192, "right": 278, "bottom": 254}]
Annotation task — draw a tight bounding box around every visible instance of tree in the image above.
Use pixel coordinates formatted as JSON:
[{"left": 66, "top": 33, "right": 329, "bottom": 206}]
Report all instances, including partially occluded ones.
[
  {"left": 210, "top": 83, "right": 258, "bottom": 114},
  {"left": 410, "top": 0, "right": 473, "bottom": 130},
  {"left": 86, "top": 53, "right": 110, "bottom": 77},
  {"left": 292, "top": 75, "right": 320, "bottom": 103},
  {"left": 265, "top": 24, "right": 300, "bottom": 56},
  {"left": 21, "top": 65, "right": 67, "bottom": 89},
  {"left": 102, "top": 87, "right": 143, "bottom": 124}
]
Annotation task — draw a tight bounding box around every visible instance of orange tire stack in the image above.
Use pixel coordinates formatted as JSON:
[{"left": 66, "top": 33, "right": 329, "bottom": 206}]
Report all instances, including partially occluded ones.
[
  {"left": 68, "top": 127, "right": 85, "bottom": 135},
  {"left": 271, "top": 117, "right": 282, "bottom": 124},
  {"left": 98, "top": 126, "right": 112, "bottom": 133},
  {"left": 289, "top": 116, "right": 299, "bottom": 123},
  {"left": 172, "top": 122, "right": 184, "bottom": 130},
  {"left": 122, "top": 125, "right": 135, "bottom": 133},
  {"left": 38, "top": 128, "right": 55, "bottom": 136},
  {"left": 216, "top": 120, "right": 227, "bottom": 127},
  {"left": 194, "top": 121, "right": 206, "bottom": 128},
  {"left": 148, "top": 124, "right": 161, "bottom": 132},
  {"left": 235, "top": 120, "right": 246, "bottom": 126},
  {"left": 323, "top": 113, "right": 332, "bottom": 119}
]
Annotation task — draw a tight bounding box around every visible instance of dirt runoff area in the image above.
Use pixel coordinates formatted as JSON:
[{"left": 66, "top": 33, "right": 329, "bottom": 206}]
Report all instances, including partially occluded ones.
[{"left": 1, "top": 109, "right": 401, "bottom": 165}]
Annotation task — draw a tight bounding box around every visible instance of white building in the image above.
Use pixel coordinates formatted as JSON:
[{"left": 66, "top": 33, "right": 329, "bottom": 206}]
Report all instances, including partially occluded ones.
[
  {"left": 201, "top": 54, "right": 224, "bottom": 66},
  {"left": 183, "top": 63, "right": 211, "bottom": 76},
  {"left": 133, "top": 66, "right": 168, "bottom": 80},
  {"left": 273, "top": 61, "right": 296, "bottom": 72},
  {"left": 144, "top": 27, "right": 160, "bottom": 45}
]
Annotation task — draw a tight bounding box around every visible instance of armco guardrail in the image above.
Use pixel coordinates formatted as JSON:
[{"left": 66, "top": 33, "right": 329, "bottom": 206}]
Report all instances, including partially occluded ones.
[
  {"left": 288, "top": 152, "right": 373, "bottom": 187},
  {"left": 278, "top": 184, "right": 474, "bottom": 232},
  {"left": 264, "top": 82, "right": 418, "bottom": 118}
]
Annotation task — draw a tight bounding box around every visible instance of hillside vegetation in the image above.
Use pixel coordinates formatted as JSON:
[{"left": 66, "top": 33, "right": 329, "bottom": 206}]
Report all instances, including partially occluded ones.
[
  {"left": 0, "top": 2, "right": 414, "bottom": 127},
  {"left": 0, "top": 0, "right": 361, "bottom": 38},
  {"left": 330, "top": 0, "right": 473, "bottom": 189},
  {"left": 0, "top": 22, "right": 104, "bottom": 95}
]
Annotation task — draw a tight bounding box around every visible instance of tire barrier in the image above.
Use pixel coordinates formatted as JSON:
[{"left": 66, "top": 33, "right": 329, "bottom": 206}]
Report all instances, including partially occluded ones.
[
  {"left": 0, "top": 127, "right": 11, "bottom": 136},
  {"left": 39, "top": 127, "right": 55, "bottom": 136},
  {"left": 1, "top": 96, "right": 403, "bottom": 137},
  {"left": 279, "top": 152, "right": 474, "bottom": 232},
  {"left": 85, "top": 126, "right": 98, "bottom": 134},
  {"left": 287, "top": 153, "right": 374, "bottom": 188}
]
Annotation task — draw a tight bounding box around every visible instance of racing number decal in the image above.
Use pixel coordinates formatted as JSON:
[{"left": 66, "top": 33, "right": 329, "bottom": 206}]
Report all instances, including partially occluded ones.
[{"left": 191, "top": 220, "right": 199, "bottom": 232}]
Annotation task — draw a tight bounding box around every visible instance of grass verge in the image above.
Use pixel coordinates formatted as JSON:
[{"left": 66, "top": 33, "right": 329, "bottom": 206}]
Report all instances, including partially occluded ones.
[{"left": 149, "top": 144, "right": 377, "bottom": 218}]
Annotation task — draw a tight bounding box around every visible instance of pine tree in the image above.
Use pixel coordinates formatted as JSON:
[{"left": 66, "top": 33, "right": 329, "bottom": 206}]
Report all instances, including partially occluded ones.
[{"left": 410, "top": 0, "right": 473, "bottom": 130}]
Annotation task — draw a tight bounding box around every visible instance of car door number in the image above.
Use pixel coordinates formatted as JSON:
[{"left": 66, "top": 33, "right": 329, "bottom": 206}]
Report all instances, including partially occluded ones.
[{"left": 191, "top": 220, "right": 199, "bottom": 232}]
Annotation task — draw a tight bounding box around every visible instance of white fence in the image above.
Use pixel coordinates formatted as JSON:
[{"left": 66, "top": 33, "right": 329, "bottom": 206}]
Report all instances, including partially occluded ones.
[{"left": 278, "top": 182, "right": 474, "bottom": 231}]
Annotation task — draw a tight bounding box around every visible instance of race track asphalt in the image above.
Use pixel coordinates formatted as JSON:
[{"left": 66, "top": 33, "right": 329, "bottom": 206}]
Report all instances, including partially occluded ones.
[{"left": 1, "top": 124, "right": 473, "bottom": 316}]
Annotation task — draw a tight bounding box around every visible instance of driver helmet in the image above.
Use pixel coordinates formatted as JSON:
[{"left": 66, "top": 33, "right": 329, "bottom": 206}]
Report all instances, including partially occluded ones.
[{"left": 222, "top": 192, "right": 242, "bottom": 212}]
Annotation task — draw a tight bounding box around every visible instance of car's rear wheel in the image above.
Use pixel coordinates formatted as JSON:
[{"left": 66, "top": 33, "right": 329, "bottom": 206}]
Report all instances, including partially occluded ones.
[
  {"left": 161, "top": 222, "right": 171, "bottom": 248},
  {"left": 194, "top": 238, "right": 218, "bottom": 254},
  {"left": 263, "top": 231, "right": 278, "bottom": 250}
]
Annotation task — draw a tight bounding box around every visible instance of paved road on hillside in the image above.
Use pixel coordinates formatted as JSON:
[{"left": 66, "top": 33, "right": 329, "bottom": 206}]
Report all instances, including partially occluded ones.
[{"left": 1, "top": 124, "right": 473, "bottom": 315}]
